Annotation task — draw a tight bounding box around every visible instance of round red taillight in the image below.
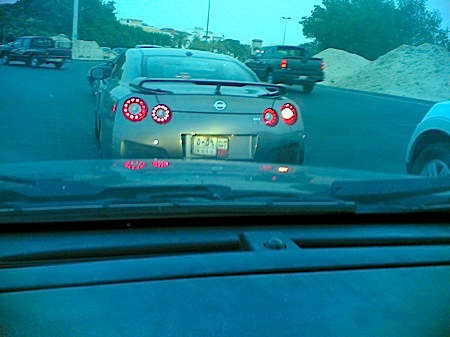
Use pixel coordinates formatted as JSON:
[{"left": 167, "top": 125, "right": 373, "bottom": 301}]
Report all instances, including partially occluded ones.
[
  {"left": 280, "top": 103, "right": 298, "bottom": 125},
  {"left": 122, "top": 97, "right": 148, "bottom": 122},
  {"left": 151, "top": 104, "right": 172, "bottom": 124},
  {"left": 263, "top": 108, "right": 278, "bottom": 126}
]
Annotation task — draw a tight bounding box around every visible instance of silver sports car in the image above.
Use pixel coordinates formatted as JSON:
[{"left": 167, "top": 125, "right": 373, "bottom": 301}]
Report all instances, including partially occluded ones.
[{"left": 92, "top": 47, "right": 305, "bottom": 164}]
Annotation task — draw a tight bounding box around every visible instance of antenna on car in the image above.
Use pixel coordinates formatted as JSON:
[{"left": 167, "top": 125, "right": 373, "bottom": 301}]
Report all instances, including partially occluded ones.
[{"left": 214, "top": 84, "right": 222, "bottom": 95}]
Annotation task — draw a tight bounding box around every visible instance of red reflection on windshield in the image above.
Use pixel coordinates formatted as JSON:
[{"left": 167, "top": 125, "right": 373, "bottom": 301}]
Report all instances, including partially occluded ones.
[
  {"left": 152, "top": 160, "right": 170, "bottom": 168},
  {"left": 124, "top": 160, "right": 147, "bottom": 170},
  {"left": 259, "top": 165, "right": 273, "bottom": 171}
]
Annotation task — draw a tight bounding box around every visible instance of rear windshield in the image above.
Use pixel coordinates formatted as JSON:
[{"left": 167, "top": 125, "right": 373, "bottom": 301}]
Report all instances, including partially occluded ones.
[
  {"left": 275, "top": 47, "right": 308, "bottom": 57},
  {"left": 142, "top": 55, "right": 258, "bottom": 82}
]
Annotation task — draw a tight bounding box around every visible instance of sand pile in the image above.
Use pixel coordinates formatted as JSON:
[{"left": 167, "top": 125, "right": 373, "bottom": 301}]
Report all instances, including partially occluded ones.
[{"left": 315, "top": 43, "right": 450, "bottom": 102}]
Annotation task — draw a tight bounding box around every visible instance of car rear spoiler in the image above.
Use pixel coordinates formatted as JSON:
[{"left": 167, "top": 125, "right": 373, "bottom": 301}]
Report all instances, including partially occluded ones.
[{"left": 129, "top": 77, "right": 288, "bottom": 97}]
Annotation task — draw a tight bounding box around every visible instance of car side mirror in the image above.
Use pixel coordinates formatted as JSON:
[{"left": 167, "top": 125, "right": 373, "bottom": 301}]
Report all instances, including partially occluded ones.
[
  {"left": 91, "top": 68, "right": 105, "bottom": 79},
  {"left": 104, "top": 66, "right": 113, "bottom": 78}
]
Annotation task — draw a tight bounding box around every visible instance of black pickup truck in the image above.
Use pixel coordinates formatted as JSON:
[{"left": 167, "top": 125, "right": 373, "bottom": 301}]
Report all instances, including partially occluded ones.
[
  {"left": 245, "top": 45, "right": 325, "bottom": 93},
  {"left": 0, "top": 36, "right": 72, "bottom": 69}
]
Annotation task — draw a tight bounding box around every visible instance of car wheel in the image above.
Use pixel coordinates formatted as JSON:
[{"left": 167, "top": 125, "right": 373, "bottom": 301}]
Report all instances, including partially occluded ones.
[
  {"left": 1, "top": 54, "right": 9, "bottom": 65},
  {"left": 54, "top": 62, "right": 63, "bottom": 69},
  {"left": 97, "top": 121, "right": 104, "bottom": 159},
  {"left": 30, "top": 56, "right": 40, "bottom": 67},
  {"left": 95, "top": 112, "right": 101, "bottom": 140},
  {"left": 98, "top": 118, "right": 113, "bottom": 159},
  {"left": 302, "top": 84, "right": 314, "bottom": 93},
  {"left": 410, "top": 142, "right": 450, "bottom": 177}
]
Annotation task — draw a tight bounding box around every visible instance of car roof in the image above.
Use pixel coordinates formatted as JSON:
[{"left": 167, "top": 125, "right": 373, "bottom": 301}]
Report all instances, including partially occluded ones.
[
  {"left": 127, "top": 47, "right": 239, "bottom": 61},
  {"left": 17, "top": 36, "right": 53, "bottom": 39},
  {"left": 135, "top": 44, "right": 163, "bottom": 48},
  {"left": 263, "top": 45, "right": 304, "bottom": 49}
]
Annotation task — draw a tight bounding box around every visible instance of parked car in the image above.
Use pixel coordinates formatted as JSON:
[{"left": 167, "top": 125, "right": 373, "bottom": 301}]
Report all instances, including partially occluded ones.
[
  {"left": 112, "top": 47, "right": 128, "bottom": 55},
  {"left": 92, "top": 47, "right": 305, "bottom": 163},
  {"left": 406, "top": 100, "right": 450, "bottom": 177},
  {"left": 100, "top": 46, "right": 113, "bottom": 59}
]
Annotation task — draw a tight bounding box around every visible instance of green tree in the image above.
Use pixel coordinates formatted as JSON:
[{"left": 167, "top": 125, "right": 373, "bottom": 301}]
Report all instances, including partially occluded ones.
[
  {"left": 0, "top": 0, "right": 173, "bottom": 48},
  {"left": 396, "top": 0, "right": 443, "bottom": 45},
  {"left": 299, "top": 0, "right": 448, "bottom": 60},
  {"left": 300, "top": 0, "right": 400, "bottom": 60}
]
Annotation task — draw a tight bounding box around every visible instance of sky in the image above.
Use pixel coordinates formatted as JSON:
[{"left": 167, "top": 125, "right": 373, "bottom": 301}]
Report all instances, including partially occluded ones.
[
  {"left": 0, "top": 0, "right": 448, "bottom": 45},
  {"left": 114, "top": 0, "right": 449, "bottom": 46},
  {"left": 114, "top": 0, "right": 322, "bottom": 45}
]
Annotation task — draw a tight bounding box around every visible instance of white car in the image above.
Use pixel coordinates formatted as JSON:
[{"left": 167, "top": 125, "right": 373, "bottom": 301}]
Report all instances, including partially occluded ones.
[{"left": 406, "top": 100, "right": 450, "bottom": 177}]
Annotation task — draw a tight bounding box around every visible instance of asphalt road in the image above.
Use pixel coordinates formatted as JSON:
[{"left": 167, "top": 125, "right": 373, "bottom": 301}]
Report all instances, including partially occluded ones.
[{"left": 0, "top": 60, "right": 435, "bottom": 174}]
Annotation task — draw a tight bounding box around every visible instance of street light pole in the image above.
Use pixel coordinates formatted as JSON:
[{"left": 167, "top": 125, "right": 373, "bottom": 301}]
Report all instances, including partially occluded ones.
[
  {"left": 72, "top": 0, "right": 79, "bottom": 42},
  {"left": 70, "top": 0, "right": 79, "bottom": 59},
  {"left": 205, "top": 0, "right": 211, "bottom": 41},
  {"left": 282, "top": 16, "right": 291, "bottom": 44}
]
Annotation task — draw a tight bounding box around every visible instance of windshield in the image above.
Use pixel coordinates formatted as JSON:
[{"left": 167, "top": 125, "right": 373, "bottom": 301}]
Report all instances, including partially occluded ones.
[
  {"left": 1, "top": 2, "right": 450, "bottom": 336},
  {"left": 0, "top": 0, "right": 449, "bottom": 223},
  {"left": 142, "top": 55, "right": 258, "bottom": 81}
]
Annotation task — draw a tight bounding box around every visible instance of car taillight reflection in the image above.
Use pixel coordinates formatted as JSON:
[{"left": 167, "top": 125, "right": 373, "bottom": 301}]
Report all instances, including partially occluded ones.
[
  {"left": 281, "top": 59, "right": 288, "bottom": 69},
  {"left": 124, "top": 160, "right": 146, "bottom": 170},
  {"left": 122, "top": 97, "right": 148, "bottom": 122},
  {"left": 278, "top": 166, "right": 290, "bottom": 173},
  {"left": 152, "top": 160, "right": 170, "bottom": 168},
  {"left": 123, "top": 160, "right": 170, "bottom": 170}
]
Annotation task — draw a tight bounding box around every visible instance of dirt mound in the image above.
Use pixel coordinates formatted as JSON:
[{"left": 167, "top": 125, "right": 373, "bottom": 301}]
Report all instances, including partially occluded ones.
[{"left": 315, "top": 43, "right": 450, "bottom": 102}]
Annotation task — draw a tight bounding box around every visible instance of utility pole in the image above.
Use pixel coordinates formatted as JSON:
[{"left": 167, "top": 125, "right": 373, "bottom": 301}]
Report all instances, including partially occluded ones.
[
  {"left": 72, "top": 0, "right": 79, "bottom": 43},
  {"left": 205, "top": 0, "right": 211, "bottom": 41},
  {"left": 282, "top": 16, "right": 291, "bottom": 44}
]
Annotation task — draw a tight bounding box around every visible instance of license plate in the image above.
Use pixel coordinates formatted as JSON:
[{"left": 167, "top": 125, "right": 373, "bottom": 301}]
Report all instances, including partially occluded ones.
[
  {"left": 298, "top": 75, "right": 308, "bottom": 80},
  {"left": 191, "top": 136, "right": 229, "bottom": 157}
]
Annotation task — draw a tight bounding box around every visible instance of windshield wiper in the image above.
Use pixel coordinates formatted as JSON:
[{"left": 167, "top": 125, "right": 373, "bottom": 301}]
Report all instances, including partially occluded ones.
[
  {"left": 328, "top": 177, "right": 450, "bottom": 212},
  {"left": 1, "top": 180, "right": 355, "bottom": 210},
  {"left": 331, "top": 177, "right": 450, "bottom": 200},
  {"left": 0, "top": 174, "right": 36, "bottom": 186}
]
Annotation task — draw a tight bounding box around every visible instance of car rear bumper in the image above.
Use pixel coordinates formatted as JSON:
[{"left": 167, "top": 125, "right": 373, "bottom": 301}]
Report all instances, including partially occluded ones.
[
  {"left": 114, "top": 133, "right": 306, "bottom": 164},
  {"left": 274, "top": 72, "right": 324, "bottom": 85}
]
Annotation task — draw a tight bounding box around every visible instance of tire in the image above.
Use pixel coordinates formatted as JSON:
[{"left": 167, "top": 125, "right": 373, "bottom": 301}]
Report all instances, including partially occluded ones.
[
  {"left": 97, "top": 119, "right": 105, "bottom": 159},
  {"left": 409, "top": 142, "right": 450, "bottom": 177},
  {"left": 1, "top": 54, "right": 9, "bottom": 65},
  {"left": 302, "top": 83, "right": 314, "bottom": 93},
  {"left": 94, "top": 112, "right": 101, "bottom": 140},
  {"left": 30, "top": 56, "right": 40, "bottom": 67},
  {"left": 54, "top": 62, "right": 63, "bottom": 69},
  {"left": 98, "top": 117, "right": 112, "bottom": 159}
]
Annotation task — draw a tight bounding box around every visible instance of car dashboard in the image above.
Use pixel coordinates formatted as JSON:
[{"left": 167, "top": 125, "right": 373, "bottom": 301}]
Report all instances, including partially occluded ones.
[{"left": 1, "top": 214, "right": 449, "bottom": 337}]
